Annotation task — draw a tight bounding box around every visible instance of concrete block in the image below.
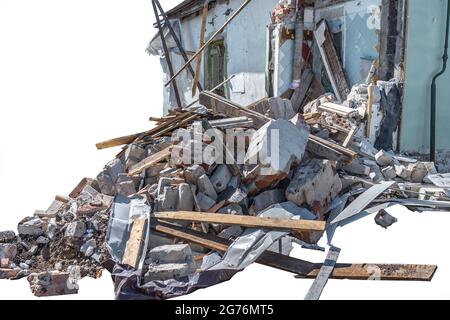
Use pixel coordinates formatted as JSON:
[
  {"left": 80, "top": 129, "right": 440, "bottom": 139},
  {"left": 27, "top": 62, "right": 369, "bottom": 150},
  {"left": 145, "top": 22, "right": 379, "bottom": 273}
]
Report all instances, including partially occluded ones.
[
  {"left": 408, "top": 162, "right": 438, "bottom": 183},
  {"left": 184, "top": 165, "right": 206, "bottom": 185},
  {"left": 64, "top": 221, "right": 86, "bottom": 238},
  {"left": 210, "top": 165, "right": 232, "bottom": 193},
  {"left": 36, "top": 236, "right": 49, "bottom": 244},
  {"left": 382, "top": 166, "right": 397, "bottom": 180},
  {"left": 96, "top": 171, "right": 116, "bottom": 196},
  {"left": 286, "top": 159, "right": 342, "bottom": 217},
  {"left": 145, "top": 163, "right": 167, "bottom": 178},
  {"left": 124, "top": 144, "right": 146, "bottom": 169},
  {"left": 0, "top": 268, "right": 20, "bottom": 280},
  {"left": 196, "top": 192, "right": 216, "bottom": 211},
  {"left": 115, "top": 174, "right": 137, "bottom": 196},
  {"left": 159, "top": 186, "right": 179, "bottom": 211},
  {"left": 0, "top": 244, "right": 17, "bottom": 260},
  {"left": 178, "top": 183, "right": 194, "bottom": 211},
  {"left": 44, "top": 200, "right": 66, "bottom": 218},
  {"left": 0, "top": 231, "right": 16, "bottom": 243},
  {"left": 342, "top": 161, "right": 371, "bottom": 176},
  {"left": 18, "top": 218, "right": 47, "bottom": 236},
  {"left": 147, "top": 244, "right": 193, "bottom": 265},
  {"left": 245, "top": 119, "right": 309, "bottom": 176},
  {"left": 105, "top": 158, "right": 125, "bottom": 183},
  {"left": 253, "top": 189, "right": 286, "bottom": 213},
  {"left": 46, "top": 219, "right": 58, "bottom": 239},
  {"left": 395, "top": 164, "right": 411, "bottom": 180},
  {"left": 27, "top": 271, "right": 78, "bottom": 297},
  {"left": 375, "top": 150, "right": 394, "bottom": 167},
  {"left": 197, "top": 174, "right": 218, "bottom": 200},
  {"left": 0, "top": 258, "right": 10, "bottom": 268},
  {"left": 144, "top": 262, "right": 196, "bottom": 282}
]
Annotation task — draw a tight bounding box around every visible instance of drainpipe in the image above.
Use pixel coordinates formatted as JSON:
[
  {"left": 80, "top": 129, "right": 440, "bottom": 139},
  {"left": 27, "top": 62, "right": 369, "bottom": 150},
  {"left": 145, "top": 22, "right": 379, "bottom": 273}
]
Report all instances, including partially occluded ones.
[{"left": 430, "top": 0, "right": 450, "bottom": 162}]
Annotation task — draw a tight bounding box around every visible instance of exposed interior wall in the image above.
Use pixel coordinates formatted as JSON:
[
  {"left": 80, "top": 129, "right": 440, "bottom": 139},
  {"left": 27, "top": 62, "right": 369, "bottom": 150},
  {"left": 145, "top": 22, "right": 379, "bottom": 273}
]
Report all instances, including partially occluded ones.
[
  {"left": 314, "top": 0, "right": 381, "bottom": 87},
  {"left": 401, "top": 0, "right": 450, "bottom": 168},
  {"left": 177, "top": 0, "right": 280, "bottom": 106}
]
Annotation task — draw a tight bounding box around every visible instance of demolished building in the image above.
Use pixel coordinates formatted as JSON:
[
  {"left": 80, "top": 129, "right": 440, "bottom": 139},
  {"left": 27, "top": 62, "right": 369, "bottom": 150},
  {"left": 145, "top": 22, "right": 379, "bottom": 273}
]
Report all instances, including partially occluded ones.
[
  {"left": 1, "top": 0, "right": 449, "bottom": 300},
  {"left": 148, "top": 0, "right": 450, "bottom": 170}
]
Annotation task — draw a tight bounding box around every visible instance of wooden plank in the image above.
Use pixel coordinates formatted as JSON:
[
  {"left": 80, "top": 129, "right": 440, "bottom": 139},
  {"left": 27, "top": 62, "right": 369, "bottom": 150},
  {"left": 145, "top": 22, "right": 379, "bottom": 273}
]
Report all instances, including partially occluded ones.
[
  {"left": 128, "top": 146, "right": 172, "bottom": 176},
  {"left": 153, "top": 222, "right": 437, "bottom": 281},
  {"left": 304, "top": 246, "right": 341, "bottom": 300},
  {"left": 191, "top": 3, "right": 208, "bottom": 97},
  {"left": 122, "top": 218, "right": 147, "bottom": 268},
  {"left": 342, "top": 125, "right": 359, "bottom": 148},
  {"left": 154, "top": 211, "right": 326, "bottom": 233},
  {"left": 152, "top": 114, "right": 199, "bottom": 139},
  {"left": 366, "top": 83, "right": 374, "bottom": 138},
  {"left": 96, "top": 112, "right": 191, "bottom": 150}
]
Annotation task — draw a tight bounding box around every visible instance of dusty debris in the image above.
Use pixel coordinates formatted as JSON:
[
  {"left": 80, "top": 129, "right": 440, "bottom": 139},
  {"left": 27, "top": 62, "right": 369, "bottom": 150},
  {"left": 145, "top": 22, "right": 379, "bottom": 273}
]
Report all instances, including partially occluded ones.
[{"left": 1, "top": 0, "right": 448, "bottom": 301}]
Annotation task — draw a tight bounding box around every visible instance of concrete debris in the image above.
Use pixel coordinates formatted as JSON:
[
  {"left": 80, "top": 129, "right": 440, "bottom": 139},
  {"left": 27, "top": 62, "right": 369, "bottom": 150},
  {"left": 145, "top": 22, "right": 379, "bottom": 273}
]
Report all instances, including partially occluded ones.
[
  {"left": 0, "top": 231, "right": 16, "bottom": 243},
  {"left": 144, "top": 244, "right": 196, "bottom": 282},
  {"left": 28, "top": 271, "right": 78, "bottom": 297},
  {"left": 65, "top": 221, "right": 86, "bottom": 239},
  {"left": 245, "top": 119, "right": 309, "bottom": 176},
  {"left": 375, "top": 150, "right": 394, "bottom": 167},
  {"left": 2, "top": 1, "right": 447, "bottom": 300},
  {"left": 382, "top": 166, "right": 397, "bottom": 180},
  {"left": 18, "top": 218, "right": 47, "bottom": 236},
  {"left": 0, "top": 244, "right": 17, "bottom": 260},
  {"left": 287, "top": 159, "right": 342, "bottom": 218},
  {"left": 197, "top": 174, "right": 218, "bottom": 200}
]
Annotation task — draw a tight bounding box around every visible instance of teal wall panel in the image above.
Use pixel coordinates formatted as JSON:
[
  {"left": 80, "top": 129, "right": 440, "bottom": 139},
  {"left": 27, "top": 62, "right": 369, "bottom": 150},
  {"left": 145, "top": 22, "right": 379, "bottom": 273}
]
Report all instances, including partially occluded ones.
[{"left": 401, "top": 0, "right": 450, "bottom": 154}]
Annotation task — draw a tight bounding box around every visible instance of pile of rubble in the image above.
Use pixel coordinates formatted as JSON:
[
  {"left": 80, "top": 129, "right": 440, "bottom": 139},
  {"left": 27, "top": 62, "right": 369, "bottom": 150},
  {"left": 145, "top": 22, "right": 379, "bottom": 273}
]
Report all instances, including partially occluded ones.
[{"left": 1, "top": 82, "right": 448, "bottom": 299}]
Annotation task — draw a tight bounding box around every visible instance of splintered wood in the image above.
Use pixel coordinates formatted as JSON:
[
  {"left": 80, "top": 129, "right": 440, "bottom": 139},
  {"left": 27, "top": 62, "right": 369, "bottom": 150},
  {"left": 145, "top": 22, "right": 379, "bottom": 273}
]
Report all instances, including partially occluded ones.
[
  {"left": 122, "top": 218, "right": 147, "bottom": 268},
  {"left": 95, "top": 112, "right": 198, "bottom": 150},
  {"left": 154, "top": 211, "right": 326, "bottom": 234}
]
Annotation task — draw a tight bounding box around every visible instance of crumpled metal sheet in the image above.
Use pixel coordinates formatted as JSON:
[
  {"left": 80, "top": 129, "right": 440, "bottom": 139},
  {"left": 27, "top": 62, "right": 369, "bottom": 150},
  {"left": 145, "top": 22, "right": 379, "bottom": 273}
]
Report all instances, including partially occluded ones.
[
  {"left": 107, "top": 195, "right": 314, "bottom": 299},
  {"left": 208, "top": 203, "right": 313, "bottom": 271},
  {"left": 106, "top": 195, "right": 151, "bottom": 273}
]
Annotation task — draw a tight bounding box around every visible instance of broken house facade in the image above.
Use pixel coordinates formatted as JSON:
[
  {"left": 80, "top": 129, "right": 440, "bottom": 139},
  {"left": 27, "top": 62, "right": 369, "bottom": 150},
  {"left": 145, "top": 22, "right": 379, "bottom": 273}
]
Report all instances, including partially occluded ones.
[{"left": 148, "top": 0, "right": 450, "bottom": 171}]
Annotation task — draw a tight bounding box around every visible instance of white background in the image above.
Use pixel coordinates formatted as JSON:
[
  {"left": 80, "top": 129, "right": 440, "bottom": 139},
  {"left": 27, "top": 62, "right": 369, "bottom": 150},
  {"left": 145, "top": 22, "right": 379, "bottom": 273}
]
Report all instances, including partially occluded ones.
[{"left": 1, "top": 0, "right": 449, "bottom": 300}]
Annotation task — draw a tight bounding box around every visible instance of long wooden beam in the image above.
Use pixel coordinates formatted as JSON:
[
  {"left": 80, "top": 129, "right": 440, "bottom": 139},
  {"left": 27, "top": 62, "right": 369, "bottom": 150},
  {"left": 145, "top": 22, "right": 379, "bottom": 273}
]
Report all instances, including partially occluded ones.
[
  {"left": 154, "top": 211, "right": 326, "bottom": 233},
  {"left": 95, "top": 112, "right": 192, "bottom": 150},
  {"left": 152, "top": 222, "right": 437, "bottom": 281},
  {"left": 165, "top": 0, "right": 253, "bottom": 87}
]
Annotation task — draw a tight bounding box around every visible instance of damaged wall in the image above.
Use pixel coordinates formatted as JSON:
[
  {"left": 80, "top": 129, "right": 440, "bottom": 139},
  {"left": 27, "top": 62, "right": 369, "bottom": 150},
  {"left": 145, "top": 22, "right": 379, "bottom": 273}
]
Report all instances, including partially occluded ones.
[
  {"left": 169, "top": 0, "right": 280, "bottom": 107},
  {"left": 401, "top": 0, "right": 450, "bottom": 169},
  {"left": 314, "top": 0, "right": 381, "bottom": 86}
]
